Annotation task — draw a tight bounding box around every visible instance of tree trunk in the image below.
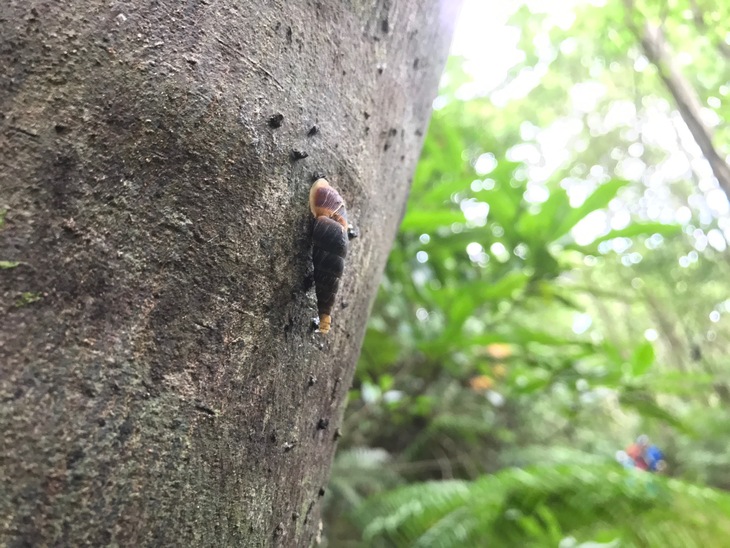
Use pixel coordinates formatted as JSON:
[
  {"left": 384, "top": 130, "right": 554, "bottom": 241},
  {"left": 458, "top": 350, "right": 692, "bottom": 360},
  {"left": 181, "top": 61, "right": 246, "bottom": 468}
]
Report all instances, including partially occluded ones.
[
  {"left": 638, "top": 22, "right": 730, "bottom": 201},
  {"left": 622, "top": 0, "right": 730, "bottom": 201},
  {"left": 0, "top": 1, "right": 459, "bottom": 545}
]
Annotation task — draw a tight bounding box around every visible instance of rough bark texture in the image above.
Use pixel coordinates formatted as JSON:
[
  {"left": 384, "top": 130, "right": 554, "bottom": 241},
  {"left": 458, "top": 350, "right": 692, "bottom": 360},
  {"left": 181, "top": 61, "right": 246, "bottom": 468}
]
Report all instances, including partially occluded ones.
[{"left": 0, "top": 1, "right": 459, "bottom": 546}]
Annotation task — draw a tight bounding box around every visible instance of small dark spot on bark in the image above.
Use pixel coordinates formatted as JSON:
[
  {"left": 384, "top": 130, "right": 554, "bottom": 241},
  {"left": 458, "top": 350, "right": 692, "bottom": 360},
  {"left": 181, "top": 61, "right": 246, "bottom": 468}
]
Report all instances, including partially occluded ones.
[
  {"left": 381, "top": 18, "right": 389, "bottom": 33},
  {"left": 303, "top": 272, "right": 314, "bottom": 292},
  {"left": 389, "top": 128, "right": 397, "bottom": 136},
  {"left": 363, "top": 111, "right": 370, "bottom": 119},
  {"left": 118, "top": 418, "right": 134, "bottom": 444},
  {"left": 317, "top": 418, "right": 329, "bottom": 430},
  {"left": 400, "top": 155, "right": 405, "bottom": 162},
  {"left": 347, "top": 225, "right": 359, "bottom": 240},
  {"left": 304, "top": 501, "right": 315, "bottom": 524},
  {"left": 311, "top": 317, "right": 320, "bottom": 331},
  {"left": 307, "top": 125, "right": 318, "bottom": 137},
  {"left": 383, "top": 143, "right": 390, "bottom": 151},
  {"left": 283, "top": 442, "right": 295, "bottom": 452},
  {"left": 274, "top": 22, "right": 281, "bottom": 31},
  {"left": 308, "top": 375, "right": 317, "bottom": 387},
  {"left": 67, "top": 448, "right": 85, "bottom": 468},
  {"left": 97, "top": 418, "right": 106, "bottom": 427},
  {"left": 331, "top": 377, "right": 341, "bottom": 400},
  {"left": 292, "top": 512, "right": 300, "bottom": 521},
  {"left": 274, "top": 523, "right": 284, "bottom": 538},
  {"left": 377, "top": 66, "right": 384, "bottom": 75},
  {"left": 342, "top": 70, "right": 346, "bottom": 76},
  {"left": 311, "top": 171, "right": 327, "bottom": 182},
  {"left": 318, "top": 487, "right": 326, "bottom": 497},
  {"left": 284, "top": 314, "right": 295, "bottom": 333},
  {"left": 413, "top": 58, "right": 419, "bottom": 69},
  {"left": 364, "top": 126, "right": 370, "bottom": 134},
  {"left": 268, "top": 113, "right": 284, "bottom": 128},
  {"left": 340, "top": 301, "right": 349, "bottom": 309},
  {"left": 415, "top": 128, "right": 423, "bottom": 136},
  {"left": 54, "top": 123, "right": 70, "bottom": 134},
  {"left": 194, "top": 402, "right": 216, "bottom": 416},
  {"left": 48, "top": 153, "right": 79, "bottom": 209},
  {"left": 270, "top": 431, "right": 278, "bottom": 443},
  {"left": 291, "top": 149, "right": 308, "bottom": 161},
  {"left": 286, "top": 26, "right": 293, "bottom": 44}
]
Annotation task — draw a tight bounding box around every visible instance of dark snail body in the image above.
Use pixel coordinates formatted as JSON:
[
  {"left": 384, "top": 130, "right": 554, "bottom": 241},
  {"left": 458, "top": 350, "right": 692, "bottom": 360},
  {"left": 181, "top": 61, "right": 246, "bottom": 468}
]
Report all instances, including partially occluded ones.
[{"left": 309, "top": 178, "right": 348, "bottom": 334}]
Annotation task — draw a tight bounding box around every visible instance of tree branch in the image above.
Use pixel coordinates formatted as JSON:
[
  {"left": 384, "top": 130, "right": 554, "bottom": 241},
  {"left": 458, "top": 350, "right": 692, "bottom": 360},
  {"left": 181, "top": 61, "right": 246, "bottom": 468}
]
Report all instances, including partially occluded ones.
[{"left": 622, "top": 0, "right": 730, "bottom": 201}]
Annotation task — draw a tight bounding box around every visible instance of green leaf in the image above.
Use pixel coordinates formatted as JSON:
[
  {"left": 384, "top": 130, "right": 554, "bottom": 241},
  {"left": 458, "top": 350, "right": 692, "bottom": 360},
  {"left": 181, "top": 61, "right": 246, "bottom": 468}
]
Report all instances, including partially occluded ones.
[
  {"left": 555, "top": 179, "right": 630, "bottom": 238},
  {"left": 630, "top": 341, "right": 655, "bottom": 376},
  {"left": 517, "top": 186, "right": 571, "bottom": 243},
  {"left": 482, "top": 187, "right": 520, "bottom": 228},
  {"left": 356, "top": 463, "right": 730, "bottom": 546},
  {"left": 0, "top": 261, "right": 20, "bottom": 269},
  {"left": 511, "top": 327, "right": 590, "bottom": 347},
  {"left": 443, "top": 292, "right": 479, "bottom": 335},
  {"left": 400, "top": 210, "right": 464, "bottom": 232},
  {"left": 419, "top": 178, "right": 471, "bottom": 207},
  {"left": 567, "top": 222, "right": 682, "bottom": 253},
  {"left": 478, "top": 271, "right": 531, "bottom": 301},
  {"left": 619, "top": 390, "right": 690, "bottom": 433}
]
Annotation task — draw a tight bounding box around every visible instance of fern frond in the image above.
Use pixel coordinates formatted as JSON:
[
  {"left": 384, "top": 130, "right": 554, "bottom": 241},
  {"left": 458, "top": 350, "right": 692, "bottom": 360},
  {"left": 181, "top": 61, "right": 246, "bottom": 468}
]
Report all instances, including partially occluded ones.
[{"left": 356, "top": 464, "right": 730, "bottom": 547}]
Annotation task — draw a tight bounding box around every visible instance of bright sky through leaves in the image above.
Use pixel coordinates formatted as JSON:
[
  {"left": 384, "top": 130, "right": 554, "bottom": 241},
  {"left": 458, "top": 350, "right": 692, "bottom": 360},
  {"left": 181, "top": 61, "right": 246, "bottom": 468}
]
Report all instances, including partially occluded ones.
[{"left": 448, "top": 0, "right": 730, "bottom": 250}]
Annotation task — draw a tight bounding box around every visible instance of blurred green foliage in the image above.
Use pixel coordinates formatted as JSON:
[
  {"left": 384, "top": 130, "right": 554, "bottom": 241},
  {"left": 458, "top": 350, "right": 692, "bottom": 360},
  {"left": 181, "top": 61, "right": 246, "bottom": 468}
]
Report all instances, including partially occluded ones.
[
  {"left": 325, "top": 0, "right": 730, "bottom": 545},
  {"left": 357, "top": 463, "right": 730, "bottom": 547}
]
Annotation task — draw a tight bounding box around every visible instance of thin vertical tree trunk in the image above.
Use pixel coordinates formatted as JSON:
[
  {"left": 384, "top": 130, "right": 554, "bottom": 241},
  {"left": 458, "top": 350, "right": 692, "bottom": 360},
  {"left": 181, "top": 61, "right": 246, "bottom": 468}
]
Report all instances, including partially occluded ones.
[
  {"left": 622, "top": 0, "right": 730, "bottom": 201},
  {"left": 639, "top": 23, "right": 730, "bottom": 201},
  {"left": 0, "top": 1, "right": 460, "bottom": 545}
]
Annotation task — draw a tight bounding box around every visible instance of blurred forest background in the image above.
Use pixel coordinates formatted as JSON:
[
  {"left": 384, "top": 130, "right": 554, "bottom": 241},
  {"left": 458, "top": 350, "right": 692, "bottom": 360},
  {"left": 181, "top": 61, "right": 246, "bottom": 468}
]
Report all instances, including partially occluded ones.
[{"left": 323, "top": 0, "right": 730, "bottom": 546}]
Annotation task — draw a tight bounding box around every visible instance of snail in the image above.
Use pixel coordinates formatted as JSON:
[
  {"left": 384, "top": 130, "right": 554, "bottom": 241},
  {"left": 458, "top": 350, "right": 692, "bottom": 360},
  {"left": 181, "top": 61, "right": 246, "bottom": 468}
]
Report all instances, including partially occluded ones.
[{"left": 309, "top": 178, "right": 348, "bottom": 334}]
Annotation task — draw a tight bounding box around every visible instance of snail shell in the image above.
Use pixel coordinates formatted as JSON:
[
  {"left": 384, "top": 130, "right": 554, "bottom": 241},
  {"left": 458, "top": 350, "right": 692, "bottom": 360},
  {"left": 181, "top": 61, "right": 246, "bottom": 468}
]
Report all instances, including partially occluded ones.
[{"left": 309, "top": 178, "right": 348, "bottom": 334}]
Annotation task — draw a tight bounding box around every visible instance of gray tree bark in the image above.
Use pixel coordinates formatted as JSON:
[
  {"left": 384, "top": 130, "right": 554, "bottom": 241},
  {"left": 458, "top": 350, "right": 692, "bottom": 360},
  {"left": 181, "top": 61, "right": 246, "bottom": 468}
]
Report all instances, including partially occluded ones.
[{"left": 0, "top": 1, "right": 459, "bottom": 546}]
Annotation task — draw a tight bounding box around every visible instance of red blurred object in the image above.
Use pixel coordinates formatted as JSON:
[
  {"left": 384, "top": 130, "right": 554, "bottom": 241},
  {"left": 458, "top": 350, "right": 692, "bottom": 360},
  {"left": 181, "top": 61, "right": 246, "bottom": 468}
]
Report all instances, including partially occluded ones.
[{"left": 626, "top": 443, "right": 649, "bottom": 470}]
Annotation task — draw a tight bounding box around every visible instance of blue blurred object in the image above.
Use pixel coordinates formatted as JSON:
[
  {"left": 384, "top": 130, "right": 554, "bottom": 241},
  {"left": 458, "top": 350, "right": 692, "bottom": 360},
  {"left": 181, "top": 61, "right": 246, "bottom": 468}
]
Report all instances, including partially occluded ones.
[{"left": 645, "top": 444, "right": 664, "bottom": 472}]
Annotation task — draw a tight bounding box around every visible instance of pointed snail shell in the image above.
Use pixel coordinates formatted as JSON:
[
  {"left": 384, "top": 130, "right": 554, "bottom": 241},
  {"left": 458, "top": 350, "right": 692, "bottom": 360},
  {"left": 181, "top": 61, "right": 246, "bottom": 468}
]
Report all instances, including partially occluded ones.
[{"left": 309, "top": 178, "right": 348, "bottom": 334}]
